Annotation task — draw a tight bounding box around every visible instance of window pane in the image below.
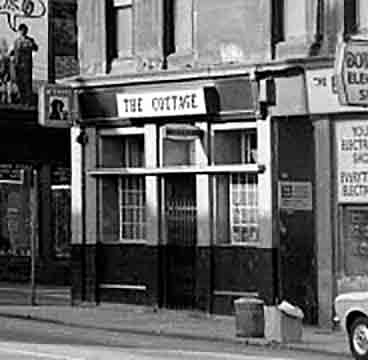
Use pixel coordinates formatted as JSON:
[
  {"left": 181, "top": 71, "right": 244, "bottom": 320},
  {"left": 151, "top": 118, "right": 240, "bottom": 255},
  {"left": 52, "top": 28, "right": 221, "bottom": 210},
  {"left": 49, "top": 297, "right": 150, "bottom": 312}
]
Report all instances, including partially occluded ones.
[
  {"left": 358, "top": 0, "right": 368, "bottom": 29},
  {"left": 230, "top": 173, "right": 259, "bottom": 243},
  {"left": 284, "top": 0, "right": 306, "bottom": 38},
  {"left": 115, "top": 5, "right": 133, "bottom": 58},
  {"left": 101, "top": 135, "right": 144, "bottom": 167},
  {"left": 119, "top": 176, "right": 146, "bottom": 241},
  {"left": 214, "top": 130, "right": 257, "bottom": 165},
  {"left": 175, "top": 0, "right": 193, "bottom": 51},
  {"left": 101, "top": 177, "right": 120, "bottom": 242},
  {"left": 163, "top": 139, "right": 192, "bottom": 166}
]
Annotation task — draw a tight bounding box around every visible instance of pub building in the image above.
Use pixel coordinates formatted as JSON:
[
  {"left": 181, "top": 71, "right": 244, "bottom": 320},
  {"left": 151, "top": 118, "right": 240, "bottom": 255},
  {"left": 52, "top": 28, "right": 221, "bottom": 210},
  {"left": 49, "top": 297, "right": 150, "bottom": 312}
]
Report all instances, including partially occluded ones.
[{"left": 68, "top": 64, "right": 321, "bottom": 323}]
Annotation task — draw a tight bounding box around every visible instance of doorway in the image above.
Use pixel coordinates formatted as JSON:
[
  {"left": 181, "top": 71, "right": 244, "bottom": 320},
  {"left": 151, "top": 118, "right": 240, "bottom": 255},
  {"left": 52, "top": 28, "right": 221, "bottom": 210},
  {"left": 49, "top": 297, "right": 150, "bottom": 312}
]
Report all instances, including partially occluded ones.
[{"left": 165, "top": 174, "right": 197, "bottom": 309}]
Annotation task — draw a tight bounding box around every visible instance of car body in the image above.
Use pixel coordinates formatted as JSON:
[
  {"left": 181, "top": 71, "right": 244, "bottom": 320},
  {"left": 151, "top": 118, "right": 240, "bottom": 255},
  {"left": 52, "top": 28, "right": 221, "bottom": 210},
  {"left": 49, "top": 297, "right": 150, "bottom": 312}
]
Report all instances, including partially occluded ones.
[{"left": 335, "top": 292, "right": 368, "bottom": 360}]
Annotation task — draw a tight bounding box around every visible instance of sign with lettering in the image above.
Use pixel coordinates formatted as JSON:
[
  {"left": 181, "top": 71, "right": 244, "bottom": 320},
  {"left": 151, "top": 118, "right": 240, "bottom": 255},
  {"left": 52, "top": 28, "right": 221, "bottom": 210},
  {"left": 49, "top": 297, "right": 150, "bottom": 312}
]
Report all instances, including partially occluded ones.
[
  {"left": 278, "top": 181, "right": 313, "bottom": 211},
  {"left": 306, "top": 68, "right": 367, "bottom": 113},
  {"left": 336, "top": 120, "right": 368, "bottom": 203},
  {"left": 38, "top": 84, "right": 73, "bottom": 127},
  {"left": 335, "top": 39, "right": 368, "bottom": 106},
  {"left": 116, "top": 89, "right": 207, "bottom": 118}
]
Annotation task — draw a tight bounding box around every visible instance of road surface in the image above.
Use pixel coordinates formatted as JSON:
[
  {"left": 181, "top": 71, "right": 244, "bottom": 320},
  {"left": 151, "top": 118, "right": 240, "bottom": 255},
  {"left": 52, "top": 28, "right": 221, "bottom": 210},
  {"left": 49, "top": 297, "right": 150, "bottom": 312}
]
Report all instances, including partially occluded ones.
[{"left": 0, "top": 316, "right": 349, "bottom": 359}]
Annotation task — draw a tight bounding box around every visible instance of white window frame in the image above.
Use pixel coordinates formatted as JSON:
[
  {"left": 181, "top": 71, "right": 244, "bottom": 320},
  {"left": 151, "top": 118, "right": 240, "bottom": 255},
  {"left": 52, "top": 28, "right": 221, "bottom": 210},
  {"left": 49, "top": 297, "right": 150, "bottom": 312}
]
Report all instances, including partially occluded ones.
[
  {"left": 99, "top": 127, "right": 147, "bottom": 244},
  {"left": 211, "top": 122, "right": 259, "bottom": 246}
]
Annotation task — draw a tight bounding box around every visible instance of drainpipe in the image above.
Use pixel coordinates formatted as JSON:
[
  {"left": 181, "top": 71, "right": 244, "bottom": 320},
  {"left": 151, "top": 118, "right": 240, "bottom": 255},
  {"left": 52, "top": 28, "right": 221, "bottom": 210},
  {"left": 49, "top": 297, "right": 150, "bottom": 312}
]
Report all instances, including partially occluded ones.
[{"left": 76, "top": 125, "right": 88, "bottom": 302}]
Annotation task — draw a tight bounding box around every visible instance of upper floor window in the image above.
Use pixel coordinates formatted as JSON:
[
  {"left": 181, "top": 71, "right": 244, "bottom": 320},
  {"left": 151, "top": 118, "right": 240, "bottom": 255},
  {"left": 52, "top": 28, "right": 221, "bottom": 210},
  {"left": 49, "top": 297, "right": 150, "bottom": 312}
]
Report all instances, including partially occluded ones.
[
  {"left": 107, "top": 0, "right": 133, "bottom": 64},
  {"left": 344, "top": 0, "right": 368, "bottom": 35},
  {"left": 174, "top": 0, "right": 194, "bottom": 52},
  {"left": 357, "top": 0, "right": 368, "bottom": 31}
]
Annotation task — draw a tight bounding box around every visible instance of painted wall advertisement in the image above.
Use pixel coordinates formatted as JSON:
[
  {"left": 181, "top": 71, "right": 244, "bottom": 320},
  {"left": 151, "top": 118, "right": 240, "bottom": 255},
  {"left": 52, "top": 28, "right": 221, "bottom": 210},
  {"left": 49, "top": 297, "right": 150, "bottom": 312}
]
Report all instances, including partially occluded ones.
[
  {"left": 0, "top": 0, "right": 48, "bottom": 106},
  {"left": 336, "top": 120, "right": 368, "bottom": 203}
]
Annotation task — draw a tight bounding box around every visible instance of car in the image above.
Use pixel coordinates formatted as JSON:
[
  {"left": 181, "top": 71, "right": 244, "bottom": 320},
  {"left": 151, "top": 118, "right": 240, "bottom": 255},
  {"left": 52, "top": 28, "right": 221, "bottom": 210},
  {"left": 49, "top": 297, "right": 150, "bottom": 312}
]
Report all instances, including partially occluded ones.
[{"left": 335, "top": 292, "right": 368, "bottom": 360}]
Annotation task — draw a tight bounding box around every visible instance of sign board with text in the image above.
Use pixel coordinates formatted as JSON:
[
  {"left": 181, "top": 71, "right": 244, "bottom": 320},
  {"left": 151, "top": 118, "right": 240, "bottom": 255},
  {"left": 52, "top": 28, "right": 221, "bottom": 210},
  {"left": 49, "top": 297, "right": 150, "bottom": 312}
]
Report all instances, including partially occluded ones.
[
  {"left": 306, "top": 68, "right": 367, "bottom": 114},
  {"left": 116, "top": 89, "right": 207, "bottom": 118},
  {"left": 335, "top": 39, "right": 368, "bottom": 106},
  {"left": 336, "top": 120, "right": 368, "bottom": 203},
  {"left": 278, "top": 181, "right": 313, "bottom": 211}
]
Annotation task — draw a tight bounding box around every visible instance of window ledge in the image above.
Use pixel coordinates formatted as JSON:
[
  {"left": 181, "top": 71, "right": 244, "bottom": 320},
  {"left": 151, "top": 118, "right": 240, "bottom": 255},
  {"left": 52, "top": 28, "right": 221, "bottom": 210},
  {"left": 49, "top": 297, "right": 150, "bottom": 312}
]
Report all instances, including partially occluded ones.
[
  {"left": 215, "top": 242, "right": 261, "bottom": 248},
  {"left": 100, "top": 240, "right": 147, "bottom": 245}
]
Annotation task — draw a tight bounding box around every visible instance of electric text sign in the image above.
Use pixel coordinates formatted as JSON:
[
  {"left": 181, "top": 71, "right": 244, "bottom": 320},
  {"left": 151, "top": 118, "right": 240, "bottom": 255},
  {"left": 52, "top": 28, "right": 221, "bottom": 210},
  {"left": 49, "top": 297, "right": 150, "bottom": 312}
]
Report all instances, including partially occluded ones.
[{"left": 335, "top": 39, "right": 368, "bottom": 106}]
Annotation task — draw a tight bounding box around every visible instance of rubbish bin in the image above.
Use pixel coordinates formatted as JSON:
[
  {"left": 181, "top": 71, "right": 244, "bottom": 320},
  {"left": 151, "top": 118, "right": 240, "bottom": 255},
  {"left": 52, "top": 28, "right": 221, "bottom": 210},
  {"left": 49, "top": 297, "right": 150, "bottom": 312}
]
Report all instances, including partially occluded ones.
[
  {"left": 234, "top": 297, "right": 264, "bottom": 338},
  {"left": 264, "top": 301, "right": 304, "bottom": 343}
]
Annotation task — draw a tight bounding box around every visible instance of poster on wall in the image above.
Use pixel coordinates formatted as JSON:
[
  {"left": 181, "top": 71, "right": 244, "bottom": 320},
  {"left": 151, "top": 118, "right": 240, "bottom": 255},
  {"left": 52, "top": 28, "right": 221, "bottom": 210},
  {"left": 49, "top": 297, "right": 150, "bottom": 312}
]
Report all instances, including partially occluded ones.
[
  {"left": 278, "top": 181, "right": 313, "bottom": 211},
  {"left": 336, "top": 120, "right": 368, "bottom": 203},
  {"left": 0, "top": 0, "right": 48, "bottom": 106}
]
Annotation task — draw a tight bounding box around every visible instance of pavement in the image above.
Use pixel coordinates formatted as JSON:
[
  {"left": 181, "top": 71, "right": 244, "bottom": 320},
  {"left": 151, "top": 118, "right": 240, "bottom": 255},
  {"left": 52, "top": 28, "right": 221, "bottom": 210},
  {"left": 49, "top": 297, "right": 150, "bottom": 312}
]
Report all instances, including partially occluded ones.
[{"left": 0, "top": 284, "right": 350, "bottom": 357}]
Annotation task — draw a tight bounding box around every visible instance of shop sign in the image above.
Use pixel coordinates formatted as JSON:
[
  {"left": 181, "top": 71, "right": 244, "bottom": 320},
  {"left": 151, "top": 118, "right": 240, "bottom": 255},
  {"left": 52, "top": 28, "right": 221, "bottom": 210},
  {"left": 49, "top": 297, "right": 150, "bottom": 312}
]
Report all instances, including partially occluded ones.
[
  {"left": 336, "top": 120, "right": 368, "bottom": 203},
  {"left": 116, "top": 88, "right": 207, "bottom": 118},
  {"left": 335, "top": 39, "right": 368, "bottom": 106},
  {"left": 0, "top": 164, "right": 24, "bottom": 184},
  {"left": 278, "top": 181, "right": 312, "bottom": 211},
  {"left": 38, "top": 84, "right": 73, "bottom": 127},
  {"left": 163, "top": 124, "right": 203, "bottom": 141},
  {"left": 306, "top": 68, "right": 366, "bottom": 113}
]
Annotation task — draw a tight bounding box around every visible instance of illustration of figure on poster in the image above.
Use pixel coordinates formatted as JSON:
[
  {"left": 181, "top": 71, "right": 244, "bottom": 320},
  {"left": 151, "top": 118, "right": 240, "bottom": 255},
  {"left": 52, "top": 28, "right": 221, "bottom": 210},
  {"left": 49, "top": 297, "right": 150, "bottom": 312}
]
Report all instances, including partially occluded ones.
[{"left": 0, "top": 0, "right": 46, "bottom": 106}]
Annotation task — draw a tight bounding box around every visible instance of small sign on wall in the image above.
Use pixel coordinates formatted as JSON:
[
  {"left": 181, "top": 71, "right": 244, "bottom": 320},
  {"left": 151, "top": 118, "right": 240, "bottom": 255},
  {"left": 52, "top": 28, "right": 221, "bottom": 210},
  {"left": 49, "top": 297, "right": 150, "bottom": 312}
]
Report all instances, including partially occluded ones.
[
  {"left": 38, "top": 84, "right": 73, "bottom": 127},
  {"left": 278, "top": 181, "right": 313, "bottom": 211},
  {"left": 336, "top": 120, "right": 368, "bottom": 203}
]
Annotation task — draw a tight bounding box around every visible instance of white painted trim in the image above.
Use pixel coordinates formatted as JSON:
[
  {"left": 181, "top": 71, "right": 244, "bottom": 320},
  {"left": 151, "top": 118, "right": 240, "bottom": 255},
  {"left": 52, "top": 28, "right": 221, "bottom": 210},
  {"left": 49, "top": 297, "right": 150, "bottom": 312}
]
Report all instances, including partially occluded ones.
[
  {"left": 113, "top": 0, "right": 132, "bottom": 7},
  {"left": 89, "top": 164, "right": 263, "bottom": 176},
  {"left": 211, "top": 122, "right": 257, "bottom": 131},
  {"left": 51, "top": 185, "right": 71, "bottom": 190},
  {"left": 99, "top": 127, "right": 145, "bottom": 136},
  {"left": 99, "top": 284, "right": 147, "bottom": 291},
  {"left": 213, "top": 290, "right": 259, "bottom": 297}
]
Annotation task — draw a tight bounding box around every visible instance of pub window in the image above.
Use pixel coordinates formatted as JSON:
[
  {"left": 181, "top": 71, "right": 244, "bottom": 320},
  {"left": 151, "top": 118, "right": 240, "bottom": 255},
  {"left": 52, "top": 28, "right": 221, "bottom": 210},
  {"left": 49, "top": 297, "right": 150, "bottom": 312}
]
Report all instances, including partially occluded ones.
[
  {"left": 214, "top": 129, "right": 259, "bottom": 245},
  {"left": 100, "top": 135, "right": 146, "bottom": 243},
  {"left": 107, "top": 0, "right": 134, "bottom": 65}
]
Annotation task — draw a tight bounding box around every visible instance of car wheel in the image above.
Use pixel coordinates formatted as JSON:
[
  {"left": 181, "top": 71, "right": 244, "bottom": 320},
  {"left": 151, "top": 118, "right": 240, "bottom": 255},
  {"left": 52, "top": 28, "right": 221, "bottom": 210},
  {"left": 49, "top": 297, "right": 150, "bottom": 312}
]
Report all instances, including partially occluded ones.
[{"left": 350, "top": 317, "right": 368, "bottom": 360}]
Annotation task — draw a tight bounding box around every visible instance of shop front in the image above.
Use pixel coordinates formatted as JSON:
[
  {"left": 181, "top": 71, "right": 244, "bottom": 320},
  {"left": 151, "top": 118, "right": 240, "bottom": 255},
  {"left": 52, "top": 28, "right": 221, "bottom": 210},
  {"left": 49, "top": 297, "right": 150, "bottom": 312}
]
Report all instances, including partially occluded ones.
[
  {"left": 71, "top": 73, "right": 278, "bottom": 314},
  {"left": 0, "top": 108, "right": 71, "bottom": 284}
]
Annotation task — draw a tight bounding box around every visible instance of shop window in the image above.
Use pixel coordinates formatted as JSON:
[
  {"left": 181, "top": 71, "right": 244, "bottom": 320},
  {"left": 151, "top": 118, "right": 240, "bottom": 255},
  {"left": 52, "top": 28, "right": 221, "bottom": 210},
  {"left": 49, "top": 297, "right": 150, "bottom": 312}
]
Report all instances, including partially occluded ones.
[
  {"left": 100, "top": 135, "right": 146, "bottom": 243},
  {"left": 214, "top": 129, "right": 259, "bottom": 245},
  {"left": 107, "top": 0, "right": 133, "bottom": 64}
]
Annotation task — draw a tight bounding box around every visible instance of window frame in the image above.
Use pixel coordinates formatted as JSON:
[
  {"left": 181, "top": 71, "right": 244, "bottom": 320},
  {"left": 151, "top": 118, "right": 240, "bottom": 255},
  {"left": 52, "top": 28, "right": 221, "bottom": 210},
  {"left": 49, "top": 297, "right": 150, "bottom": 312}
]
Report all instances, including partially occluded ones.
[
  {"left": 211, "top": 122, "right": 260, "bottom": 247},
  {"left": 107, "top": 0, "right": 135, "bottom": 67},
  {"left": 98, "top": 128, "right": 147, "bottom": 245}
]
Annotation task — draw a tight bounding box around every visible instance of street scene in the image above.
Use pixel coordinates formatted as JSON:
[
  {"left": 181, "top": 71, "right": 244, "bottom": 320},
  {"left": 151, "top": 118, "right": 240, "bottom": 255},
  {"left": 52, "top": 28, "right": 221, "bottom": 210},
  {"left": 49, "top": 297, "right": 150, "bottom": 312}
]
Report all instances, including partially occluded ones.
[{"left": 1, "top": 0, "right": 368, "bottom": 359}]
